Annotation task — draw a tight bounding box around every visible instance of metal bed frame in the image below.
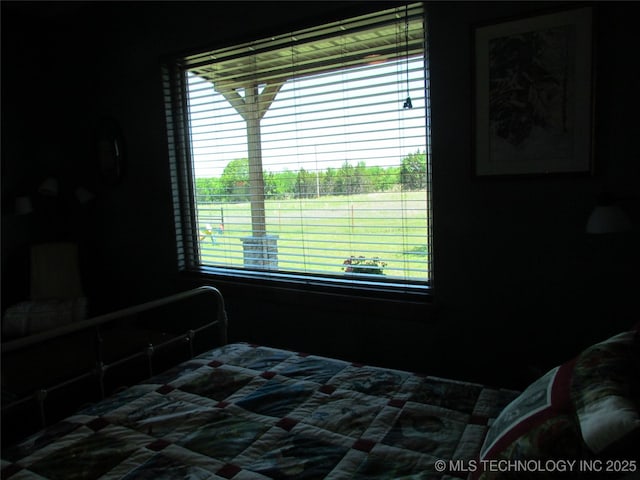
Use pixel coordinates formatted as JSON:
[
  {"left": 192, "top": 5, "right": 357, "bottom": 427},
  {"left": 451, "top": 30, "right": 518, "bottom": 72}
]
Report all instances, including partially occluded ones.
[{"left": 1, "top": 286, "right": 228, "bottom": 437}]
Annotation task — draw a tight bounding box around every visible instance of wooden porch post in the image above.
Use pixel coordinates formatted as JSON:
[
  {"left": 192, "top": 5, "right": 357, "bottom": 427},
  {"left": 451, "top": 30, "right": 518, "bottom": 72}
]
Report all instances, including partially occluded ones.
[{"left": 218, "top": 82, "right": 283, "bottom": 238}]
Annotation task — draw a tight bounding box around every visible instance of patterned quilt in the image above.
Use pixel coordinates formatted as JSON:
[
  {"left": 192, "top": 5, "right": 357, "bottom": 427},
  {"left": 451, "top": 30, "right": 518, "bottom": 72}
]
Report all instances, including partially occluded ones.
[{"left": 1, "top": 343, "right": 518, "bottom": 479}]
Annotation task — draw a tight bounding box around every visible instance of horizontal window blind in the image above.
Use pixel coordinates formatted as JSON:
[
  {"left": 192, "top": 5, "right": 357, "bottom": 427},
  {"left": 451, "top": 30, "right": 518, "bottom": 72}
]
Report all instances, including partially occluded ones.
[{"left": 165, "top": 2, "right": 431, "bottom": 289}]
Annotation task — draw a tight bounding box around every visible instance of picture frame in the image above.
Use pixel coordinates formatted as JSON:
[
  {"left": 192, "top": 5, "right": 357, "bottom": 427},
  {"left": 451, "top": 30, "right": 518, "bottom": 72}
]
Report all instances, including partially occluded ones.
[{"left": 473, "top": 7, "right": 594, "bottom": 177}]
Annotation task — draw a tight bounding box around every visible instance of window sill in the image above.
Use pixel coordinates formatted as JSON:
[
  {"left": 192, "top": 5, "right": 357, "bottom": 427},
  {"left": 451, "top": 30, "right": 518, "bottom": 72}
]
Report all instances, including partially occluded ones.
[{"left": 180, "top": 266, "right": 434, "bottom": 311}]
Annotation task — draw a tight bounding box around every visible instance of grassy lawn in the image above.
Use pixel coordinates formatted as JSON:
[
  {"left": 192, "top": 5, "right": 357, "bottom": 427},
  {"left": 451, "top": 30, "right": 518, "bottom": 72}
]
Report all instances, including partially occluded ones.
[{"left": 197, "top": 191, "right": 430, "bottom": 281}]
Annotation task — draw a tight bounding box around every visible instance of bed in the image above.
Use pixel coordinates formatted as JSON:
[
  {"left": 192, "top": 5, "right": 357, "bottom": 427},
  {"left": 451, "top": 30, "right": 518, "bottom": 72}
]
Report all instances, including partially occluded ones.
[{"left": 2, "top": 287, "right": 638, "bottom": 479}]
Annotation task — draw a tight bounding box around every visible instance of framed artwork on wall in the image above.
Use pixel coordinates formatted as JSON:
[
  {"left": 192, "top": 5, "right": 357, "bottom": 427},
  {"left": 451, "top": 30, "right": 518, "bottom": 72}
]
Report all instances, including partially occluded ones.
[{"left": 473, "top": 7, "right": 594, "bottom": 177}]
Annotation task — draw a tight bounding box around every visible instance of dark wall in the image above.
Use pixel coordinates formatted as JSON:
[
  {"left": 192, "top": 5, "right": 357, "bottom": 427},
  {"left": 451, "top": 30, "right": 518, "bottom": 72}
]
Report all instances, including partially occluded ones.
[
  {"left": 428, "top": 1, "right": 640, "bottom": 385},
  {"left": 2, "top": 1, "right": 639, "bottom": 390}
]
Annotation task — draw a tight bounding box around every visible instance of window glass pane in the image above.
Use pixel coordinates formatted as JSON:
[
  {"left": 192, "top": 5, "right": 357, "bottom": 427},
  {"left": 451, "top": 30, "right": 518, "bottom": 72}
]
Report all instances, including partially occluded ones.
[{"left": 171, "top": 4, "right": 431, "bottom": 287}]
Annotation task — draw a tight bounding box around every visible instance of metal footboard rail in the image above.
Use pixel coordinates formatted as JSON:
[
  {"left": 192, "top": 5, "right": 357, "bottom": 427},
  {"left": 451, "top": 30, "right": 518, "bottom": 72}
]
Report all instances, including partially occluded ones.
[
  {"left": 2, "top": 286, "right": 228, "bottom": 434},
  {"left": 2, "top": 286, "right": 228, "bottom": 354}
]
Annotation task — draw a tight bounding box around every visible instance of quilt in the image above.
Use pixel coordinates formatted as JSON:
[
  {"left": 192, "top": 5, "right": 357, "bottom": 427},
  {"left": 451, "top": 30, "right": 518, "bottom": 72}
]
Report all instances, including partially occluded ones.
[{"left": 1, "top": 343, "right": 518, "bottom": 479}]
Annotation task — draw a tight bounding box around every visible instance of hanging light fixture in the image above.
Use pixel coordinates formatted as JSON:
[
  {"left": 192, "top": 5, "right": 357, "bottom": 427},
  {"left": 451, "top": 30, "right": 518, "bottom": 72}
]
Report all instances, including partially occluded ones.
[
  {"left": 38, "top": 177, "right": 59, "bottom": 196},
  {"left": 74, "top": 186, "right": 96, "bottom": 204}
]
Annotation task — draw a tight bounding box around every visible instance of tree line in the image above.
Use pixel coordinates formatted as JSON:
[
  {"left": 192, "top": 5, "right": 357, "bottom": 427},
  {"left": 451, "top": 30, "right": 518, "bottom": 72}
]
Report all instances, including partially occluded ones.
[{"left": 196, "top": 151, "right": 426, "bottom": 203}]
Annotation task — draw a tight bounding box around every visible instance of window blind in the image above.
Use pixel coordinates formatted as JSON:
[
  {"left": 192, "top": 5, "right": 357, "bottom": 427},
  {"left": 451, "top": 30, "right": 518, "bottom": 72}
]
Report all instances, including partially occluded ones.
[{"left": 164, "top": 2, "right": 431, "bottom": 290}]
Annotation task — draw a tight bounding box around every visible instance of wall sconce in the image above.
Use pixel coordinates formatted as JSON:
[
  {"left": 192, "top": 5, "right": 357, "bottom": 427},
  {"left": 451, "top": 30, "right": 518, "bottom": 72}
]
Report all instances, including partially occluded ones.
[
  {"left": 12, "top": 181, "right": 95, "bottom": 217},
  {"left": 586, "top": 193, "right": 633, "bottom": 234}
]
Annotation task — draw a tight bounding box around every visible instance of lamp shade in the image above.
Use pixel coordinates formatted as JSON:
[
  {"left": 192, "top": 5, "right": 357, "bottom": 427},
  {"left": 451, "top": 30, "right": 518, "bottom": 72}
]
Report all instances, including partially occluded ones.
[
  {"left": 38, "top": 177, "right": 59, "bottom": 196},
  {"left": 74, "top": 186, "right": 96, "bottom": 204},
  {"left": 15, "top": 196, "right": 34, "bottom": 215},
  {"left": 586, "top": 205, "right": 632, "bottom": 234}
]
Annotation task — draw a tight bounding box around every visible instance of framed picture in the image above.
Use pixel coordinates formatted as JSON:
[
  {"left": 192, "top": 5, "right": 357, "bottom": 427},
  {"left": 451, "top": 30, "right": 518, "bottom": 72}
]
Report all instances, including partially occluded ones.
[{"left": 474, "top": 7, "right": 594, "bottom": 176}]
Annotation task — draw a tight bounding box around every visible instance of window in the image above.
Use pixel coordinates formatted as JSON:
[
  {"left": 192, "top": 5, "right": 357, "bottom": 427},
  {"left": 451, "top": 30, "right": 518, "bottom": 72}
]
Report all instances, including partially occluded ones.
[{"left": 163, "top": 3, "right": 431, "bottom": 293}]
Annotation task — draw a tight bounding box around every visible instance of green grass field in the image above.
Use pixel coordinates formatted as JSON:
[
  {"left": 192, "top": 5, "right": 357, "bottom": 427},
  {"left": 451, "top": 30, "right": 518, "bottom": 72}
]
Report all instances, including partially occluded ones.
[{"left": 197, "top": 191, "right": 430, "bottom": 281}]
